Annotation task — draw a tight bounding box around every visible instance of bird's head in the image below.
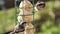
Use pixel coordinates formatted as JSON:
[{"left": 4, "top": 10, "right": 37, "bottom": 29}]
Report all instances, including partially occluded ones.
[{"left": 34, "top": 1, "right": 45, "bottom": 11}]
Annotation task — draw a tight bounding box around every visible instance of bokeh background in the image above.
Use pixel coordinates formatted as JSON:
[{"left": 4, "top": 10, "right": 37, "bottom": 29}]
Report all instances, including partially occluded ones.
[{"left": 0, "top": 0, "right": 60, "bottom": 34}]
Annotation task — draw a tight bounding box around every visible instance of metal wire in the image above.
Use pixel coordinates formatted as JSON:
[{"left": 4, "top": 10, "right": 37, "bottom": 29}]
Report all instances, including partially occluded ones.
[
  {"left": 14, "top": 0, "right": 17, "bottom": 25},
  {"left": 22, "top": 0, "right": 24, "bottom": 22},
  {"left": 14, "top": 0, "right": 36, "bottom": 34},
  {"left": 32, "top": 0, "right": 36, "bottom": 34}
]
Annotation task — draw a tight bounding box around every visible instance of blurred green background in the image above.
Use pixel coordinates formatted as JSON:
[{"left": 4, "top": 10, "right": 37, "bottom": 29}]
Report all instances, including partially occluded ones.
[{"left": 0, "top": 0, "right": 60, "bottom": 34}]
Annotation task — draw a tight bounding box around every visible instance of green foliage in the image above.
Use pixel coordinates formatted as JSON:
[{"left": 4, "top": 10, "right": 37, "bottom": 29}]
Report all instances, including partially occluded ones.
[
  {"left": 0, "top": 8, "right": 15, "bottom": 34},
  {"left": 36, "top": 20, "right": 60, "bottom": 34},
  {"left": 0, "top": 1, "right": 60, "bottom": 34},
  {"left": 35, "top": 1, "right": 60, "bottom": 34}
]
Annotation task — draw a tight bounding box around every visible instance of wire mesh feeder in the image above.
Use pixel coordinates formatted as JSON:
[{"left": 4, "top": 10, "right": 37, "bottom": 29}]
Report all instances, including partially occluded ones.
[{"left": 9, "top": 0, "right": 36, "bottom": 34}]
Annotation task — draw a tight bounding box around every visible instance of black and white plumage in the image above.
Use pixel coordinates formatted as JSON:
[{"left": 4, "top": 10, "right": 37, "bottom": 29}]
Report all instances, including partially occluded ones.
[
  {"left": 34, "top": 1, "right": 45, "bottom": 11},
  {"left": 3, "top": 22, "right": 27, "bottom": 34},
  {"left": 8, "top": 22, "right": 27, "bottom": 34},
  {"left": 13, "top": 22, "right": 26, "bottom": 33}
]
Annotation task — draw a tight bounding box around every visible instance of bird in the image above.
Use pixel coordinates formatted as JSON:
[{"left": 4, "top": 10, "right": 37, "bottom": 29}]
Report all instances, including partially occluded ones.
[{"left": 34, "top": 1, "right": 45, "bottom": 11}]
